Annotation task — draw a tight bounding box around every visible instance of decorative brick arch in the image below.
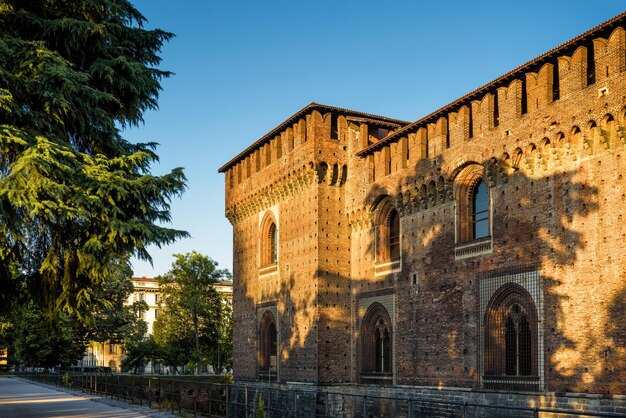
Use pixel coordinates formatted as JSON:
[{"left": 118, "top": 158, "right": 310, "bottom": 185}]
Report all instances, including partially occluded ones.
[
  {"left": 360, "top": 302, "right": 393, "bottom": 383},
  {"left": 442, "top": 144, "right": 491, "bottom": 179}
]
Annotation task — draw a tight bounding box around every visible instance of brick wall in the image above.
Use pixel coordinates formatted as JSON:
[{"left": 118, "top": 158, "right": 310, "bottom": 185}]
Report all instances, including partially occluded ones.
[{"left": 222, "top": 16, "right": 626, "bottom": 394}]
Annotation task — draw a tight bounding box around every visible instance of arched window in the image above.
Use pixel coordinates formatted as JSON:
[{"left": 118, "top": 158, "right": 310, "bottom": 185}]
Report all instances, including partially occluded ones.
[
  {"left": 260, "top": 212, "right": 278, "bottom": 267},
  {"left": 454, "top": 164, "right": 491, "bottom": 246},
  {"left": 388, "top": 209, "right": 400, "bottom": 261},
  {"left": 361, "top": 303, "right": 392, "bottom": 384},
  {"left": 374, "top": 197, "right": 401, "bottom": 264},
  {"left": 472, "top": 179, "right": 489, "bottom": 239},
  {"left": 259, "top": 311, "right": 277, "bottom": 380},
  {"left": 268, "top": 223, "right": 277, "bottom": 264},
  {"left": 484, "top": 284, "right": 538, "bottom": 390}
]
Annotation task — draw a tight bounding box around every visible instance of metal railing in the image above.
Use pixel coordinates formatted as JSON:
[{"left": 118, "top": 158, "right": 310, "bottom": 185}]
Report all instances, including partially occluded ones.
[{"left": 19, "top": 373, "right": 624, "bottom": 418}]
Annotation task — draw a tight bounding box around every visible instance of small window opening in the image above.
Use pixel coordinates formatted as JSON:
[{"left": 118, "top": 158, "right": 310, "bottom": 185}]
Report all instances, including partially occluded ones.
[
  {"left": 468, "top": 105, "right": 474, "bottom": 138},
  {"left": 552, "top": 61, "right": 560, "bottom": 101},
  {"left": 587, "top": 42, "right": 596, "bottom": 85},
  {"left": 330, "top": 115, "right": 338, "bottom": 140},
  {"left": 389, "top": 210, "right": 400, "bottom": 261},
  {"left": 521, "top": 78, "right": 528, "bottom": 115},
  {"left": 493, "top": 93, "right": 499, "bottom": 127}
]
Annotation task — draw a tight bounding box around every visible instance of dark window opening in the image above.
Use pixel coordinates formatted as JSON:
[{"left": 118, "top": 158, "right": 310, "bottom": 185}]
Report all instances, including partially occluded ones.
[
  {"left": 521, "top": 78, "right": 528, "bottom": 115},
  {"left": 330, "top": 115, "right": 338, "bottom": 140},
  {"left": 493, "top": 93, "right": 499, "bottom": 127},
  {"left": 587, "top": 42, "right": 596, "bottom": 85},
  {"left": 361, "top": 303, "right": 393, "bottom": 384},
  {"left": 552, "top": 61, "right": 560, "bottom": 101},
  {"left": 468, "top": 105, "right": 474, "bottom": 138},
  {"left": 268, "top": 223, "right": 277, "bottom": 264},
  {"left": 389, "top": 210, "right": 400, "bottom": 261},
  {"left": 472, "top": 180, "right": 489, "bottom": 239},
  {"left": 259, "top": 312, "right": 278, "bottom": 377}
]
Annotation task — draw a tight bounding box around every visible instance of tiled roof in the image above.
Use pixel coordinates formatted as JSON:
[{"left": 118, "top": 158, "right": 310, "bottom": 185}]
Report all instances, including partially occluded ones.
[
  {"left": 217, "top": 102, "right": 410, "bottom": 173},
  {"left": 357, "top": 11, "right": 626, "bottom": 156}
]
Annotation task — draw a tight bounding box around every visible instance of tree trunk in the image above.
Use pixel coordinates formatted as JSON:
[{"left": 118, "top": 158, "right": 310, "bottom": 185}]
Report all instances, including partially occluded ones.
[{"left": 193, "top": 313, "right": 200, "bottom": 375}]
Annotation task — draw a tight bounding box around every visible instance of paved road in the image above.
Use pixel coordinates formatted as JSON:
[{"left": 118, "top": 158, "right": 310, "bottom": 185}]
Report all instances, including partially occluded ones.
[{"left": 0, "top": 376, "right": 174, "bottom": 418}]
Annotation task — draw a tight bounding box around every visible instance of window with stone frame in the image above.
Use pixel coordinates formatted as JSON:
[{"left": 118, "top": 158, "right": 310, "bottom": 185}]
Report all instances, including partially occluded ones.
[
  {"left": 484, "top": 283, "right": 538, "bottom": 390},
  {"left": 260, "top": 212, "right": 278, "bottom": 267},
  {"left": 258, "top": 310, "right": 277, "bottom": 380},
  {"left": 374, "top": 197, "right": 401, "bottom": 264},
  {"left": 455, "top": 163, "right": 490, "bottom": 243},
  {"left": 360, "top": 302, "right": 392, "bottom": 384}
]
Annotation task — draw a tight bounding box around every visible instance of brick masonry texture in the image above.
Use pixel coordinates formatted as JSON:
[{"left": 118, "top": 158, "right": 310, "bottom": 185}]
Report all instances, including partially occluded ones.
[{"left": 220, "top": 13, "right": 626, "bottom": 396}]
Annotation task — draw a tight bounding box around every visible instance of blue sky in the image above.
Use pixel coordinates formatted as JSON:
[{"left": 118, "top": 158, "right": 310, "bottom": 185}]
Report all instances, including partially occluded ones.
[{"left": 126, "top": 1, "right": 625, "bottom": 277}]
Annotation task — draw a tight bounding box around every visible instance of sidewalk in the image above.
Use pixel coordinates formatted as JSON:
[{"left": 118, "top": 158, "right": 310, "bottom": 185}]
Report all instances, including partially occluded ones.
[{"left": 0, "top": 376, "right": 178, "bottom": 418}]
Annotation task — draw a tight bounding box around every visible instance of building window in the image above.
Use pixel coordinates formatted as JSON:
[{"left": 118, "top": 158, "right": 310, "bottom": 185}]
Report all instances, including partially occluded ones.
[
  {"left": 260, "top": 212, "right": 278, "bottom": 268},
  {"left": 484, "top": 283, "right": 538, "bottom": 390},
  {"left": 374, "top": 197, "right": 401, "bottom": 263},
  {"left": 154, "top": 294, "right": 159, "bottom": 304},
  {"left": 472, "top": 179, "right": 489, "bottom": 239},
  {"left": 259, "top": 310, "right": 277, "bottom": 381},
  {"left": 454, "top": 164, "right": 492, "bottom": 259},
  {"left": 389, "top": 210, "right": 400, "bottom": 260},
  {"left": 154, "top": 309, "right": 159, "bottom": 318},
  {"left": 268, "top": 223, "right": 277, "bottom": 263},
  {"left": 109, "top": 344, "right": 116, "bottom": 354},
  {"left": 137, "top": 293, "right": 145, "bottom": 302},
  {"left": 360, "top": 302, "right": 392, "bottom": 384},
  {"left": 456, "top": 167, "right": 490, "bottom": 242}
]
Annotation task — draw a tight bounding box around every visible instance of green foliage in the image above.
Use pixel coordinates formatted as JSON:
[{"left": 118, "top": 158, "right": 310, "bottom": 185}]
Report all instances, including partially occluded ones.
[
  {"left": 87, "top": 262, "right": 148, "bottom": 344},
  {"left": 121, "top": 334, "right": 160, "bottom": 374},
  {"left": 153, "top": 252, "right": 231, "bottom": 374},
  {"left": 11, "top": 301, "right": 86, "bottom": 368},
  {"left": 0, "top": 0, "right": 187, "bottom": 320}
]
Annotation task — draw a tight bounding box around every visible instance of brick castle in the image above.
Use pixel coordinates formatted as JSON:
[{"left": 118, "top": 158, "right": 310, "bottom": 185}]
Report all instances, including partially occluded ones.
[{"left": 220, "top": 12, "right": 625, "bottom": 395}]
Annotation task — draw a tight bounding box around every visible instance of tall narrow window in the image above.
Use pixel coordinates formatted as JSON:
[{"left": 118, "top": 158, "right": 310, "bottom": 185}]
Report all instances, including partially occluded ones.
[
  {"left": 468, "top": 104, "right": 474, "bottom": 138},
  {"left": 552, "top": 60, "right": 560, "bottom": 101},
  {"left": 389, "top": 210, "right": 400, "bottom": 261},
  {"left": 260, "top": 212, "right": 278, "bottom": 267},
  {"left": 586, "top": 42, "right": 596, "bottom": 85},
  {"left": 493, "top": 93, "right": 499, "bottom": 127},
  {"left": 330, "top": 115, "right": 338, "bottom": 140},
  {"left": 259, "top": 311, "right": 278, "bottom": 380},
  {"left": 521, "top": 78, "right": 528, "bottom": 115},
  {"left": 455, "top": 164, "right": 491, "bottom": 245},
  {"left": 268, "top": 223, "right": 277, "bottom": 264},
  {"left": 472, "top": 180, "right": 489, "bottom": 239},
  {"left": 375, "top": 198, "right": 401, "bottom": 263}
]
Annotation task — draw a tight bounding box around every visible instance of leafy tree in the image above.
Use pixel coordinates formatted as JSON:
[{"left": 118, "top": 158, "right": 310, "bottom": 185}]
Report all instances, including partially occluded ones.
[
  {"left": 87, "top": 262, "right": 148, "bottom": 344},
  {"left": 153, "top": 297, "right": 195, "bottom": 374},
  {"left": 154, "top": 252, "right": 230, "bottom": 374},
  {"left": 121, "top": 334, "right": 160, "bottom": 374},
  {"left": 0, "top": 0, "right": 187, "bottom": 320},
  {"left": 11, "top": 301, "right": 86, "bottom": 369},
  {"left": 203, "top": 296, "right": 233, "bottom": 373}
]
